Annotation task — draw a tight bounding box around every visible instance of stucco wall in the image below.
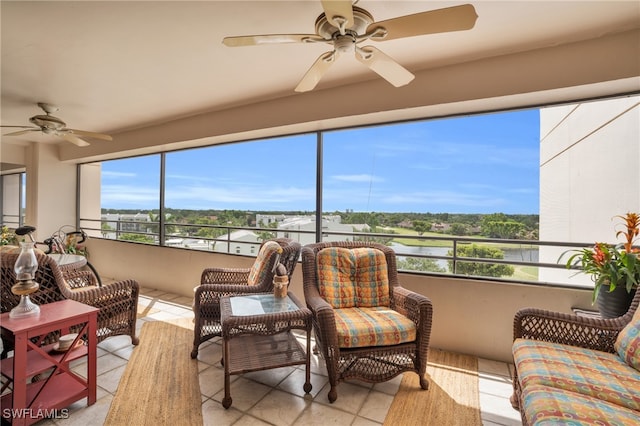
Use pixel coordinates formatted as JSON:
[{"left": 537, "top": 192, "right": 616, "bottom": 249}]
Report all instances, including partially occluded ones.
[{"left": 87, "top": 238, "right": 592, "bottom": 363}]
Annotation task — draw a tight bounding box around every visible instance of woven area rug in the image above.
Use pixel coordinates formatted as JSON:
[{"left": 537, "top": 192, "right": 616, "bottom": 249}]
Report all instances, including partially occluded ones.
[
  {"left": 105, "top": 319, "right": 203, "bottom": 425},
  {"left": 384, "top": 348, "right": 481, "bottom": 426}
]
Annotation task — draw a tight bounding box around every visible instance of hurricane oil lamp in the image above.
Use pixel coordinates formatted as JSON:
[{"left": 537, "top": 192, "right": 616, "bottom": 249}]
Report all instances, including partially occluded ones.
[{"left": 10, "top": 241, "right": 40, "bottom": 318}]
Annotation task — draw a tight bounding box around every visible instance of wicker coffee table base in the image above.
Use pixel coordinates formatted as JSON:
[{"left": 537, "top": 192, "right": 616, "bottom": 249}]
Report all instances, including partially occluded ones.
[
  {"left": 220, "top": 293, "right": 312, "bottom": 409},
  {"left": 222, "top": 332, "right": 311, "bottom": 408}
]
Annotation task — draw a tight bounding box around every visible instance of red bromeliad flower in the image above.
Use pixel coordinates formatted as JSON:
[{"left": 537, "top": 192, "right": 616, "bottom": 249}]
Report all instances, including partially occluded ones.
[
  {"left": 592, "top": 243, "right": 609, "bottom": 267},
  {"left": 564, "top": 212, "right": 640, "bottom": 302},
  {"left": 616, "top": 212, "right": 640, "bottom": 253}
]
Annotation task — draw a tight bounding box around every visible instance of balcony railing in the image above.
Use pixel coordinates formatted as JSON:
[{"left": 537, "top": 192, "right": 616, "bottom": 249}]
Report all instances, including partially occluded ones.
[{"left": 79, "top": 218, "right": 596, "bottom": 289}]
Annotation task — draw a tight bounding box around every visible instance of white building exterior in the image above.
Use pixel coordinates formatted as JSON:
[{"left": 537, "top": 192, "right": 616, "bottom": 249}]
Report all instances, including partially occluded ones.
[{"left": 538, "top": 95, "right": 640, "bottom": 286}]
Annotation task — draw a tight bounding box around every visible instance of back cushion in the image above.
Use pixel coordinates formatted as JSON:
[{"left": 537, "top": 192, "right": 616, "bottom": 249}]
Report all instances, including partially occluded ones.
[
  {"left": 316, "top": 247, "right": 390, "bottom": 309},
  {"left": 247, "top": 241, "right": 282, "bottom": 285}
]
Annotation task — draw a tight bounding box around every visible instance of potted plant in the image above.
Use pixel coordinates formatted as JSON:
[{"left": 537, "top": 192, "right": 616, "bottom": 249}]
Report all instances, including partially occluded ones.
[
  {"left": 564, "top": 212, "right": 640, "bottom": 318},
  {"left": 0, "top": 225, "right": 18, "bottom": 246}
]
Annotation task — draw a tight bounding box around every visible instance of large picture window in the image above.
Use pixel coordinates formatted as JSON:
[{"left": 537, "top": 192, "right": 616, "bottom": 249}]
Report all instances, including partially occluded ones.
[
  {"left": 78, "top": 95, "right": 640, "bottom": 287},
  {"left": 81, "top": 155, "right": 160, "bottom": 245}
]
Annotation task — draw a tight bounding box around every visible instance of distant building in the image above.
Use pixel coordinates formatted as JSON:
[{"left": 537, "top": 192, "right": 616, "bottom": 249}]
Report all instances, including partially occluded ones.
[
  {"left": 101, "top": 212, "right": 151, "bottom": 238},
  {"left": 539, "top": 95, "right": 640, "bottom": 286}
]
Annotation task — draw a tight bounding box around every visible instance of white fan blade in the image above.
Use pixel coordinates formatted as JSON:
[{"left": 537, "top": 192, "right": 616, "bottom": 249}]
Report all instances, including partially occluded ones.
[
  {"left": 68, "top": 129, "right": 113, "bottom": 141},
  {"left": 223, "top": 34, "right": 326, "bottom": 47},
  {"left": 295, "top": 51, "right": 336, "bottom": 93},
  {"left": 61, "top": 133, "right": 90, "bottom": 147},
  {"left": 3, "top": 128, "right": 39, "bottom": 136},
  {"left": 321, "top": 0, "right": 354, "bottom": 32},
  {"left": 355, "top": 46, "right": 414, "bottom": 87},
  {"left": 368, "top": 4, "right": 478, "bottom": 41}
]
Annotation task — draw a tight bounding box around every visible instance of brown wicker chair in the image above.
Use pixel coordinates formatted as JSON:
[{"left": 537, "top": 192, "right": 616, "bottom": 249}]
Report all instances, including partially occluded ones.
[
  {"left": 301, "top": 241, "right": 433, "bottom": 403},
  {"left": 1, "top": 252, "right": 139, "bottom": 358},
  {"left": 510, "top": 290, "right": 640, "bottom": 420},
  {"left": 191, "top": 238, "right": 302, "bottom": 358}
]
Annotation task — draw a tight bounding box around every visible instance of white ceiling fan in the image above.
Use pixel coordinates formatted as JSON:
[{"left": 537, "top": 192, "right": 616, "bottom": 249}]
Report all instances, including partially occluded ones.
[
  {"left": 1, "top": 102, "right": 113, "bottom": 147},
  {"left": 223, "top": 1, "right": 478, "bottom": 92}
]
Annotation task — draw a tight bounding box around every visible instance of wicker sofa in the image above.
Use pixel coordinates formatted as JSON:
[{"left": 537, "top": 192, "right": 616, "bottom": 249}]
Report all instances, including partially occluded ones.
[{"left": 511, "top": 290, "right": 640, "bottom": 425}]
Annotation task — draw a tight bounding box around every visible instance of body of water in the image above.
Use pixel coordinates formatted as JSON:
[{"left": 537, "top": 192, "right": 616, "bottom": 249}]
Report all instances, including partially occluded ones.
[{"left": 389, "top": 242, "right": 539, "bottom": 268}]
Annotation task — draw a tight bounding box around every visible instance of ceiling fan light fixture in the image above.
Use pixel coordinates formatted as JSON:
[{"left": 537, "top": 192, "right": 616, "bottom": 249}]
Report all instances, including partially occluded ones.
[
  {"left": 334, "top": 32, "right": 356, "bottom": 53},
  {"left": 30, "top": 114, "right": 65, "bottom": 130}
]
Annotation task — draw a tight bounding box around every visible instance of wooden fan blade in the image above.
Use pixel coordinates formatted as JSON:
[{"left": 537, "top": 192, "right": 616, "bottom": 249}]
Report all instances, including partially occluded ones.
[
  {"left": 367, "top": 4, "right": 478, "bottom": 41},
  {"left": 355, "top": 46, "right": 414, "bottom": 88},
  {"left": 321, "top": 0, "right": 354, "bottom": 30},
  {"left": 61, "top": 133, "right": 90, "bottom": 147},
  {"left": 295, "top": 51, "right": 336, "bottom": 93},
  {"left": 223, "top": 34, "right": 325, "bottom": 47},
  {"left": 2, "top": 128, "right": 39, "bottom": 136},
  {"left": 67, "top": 129, "right": 113, "bottom": 141}
]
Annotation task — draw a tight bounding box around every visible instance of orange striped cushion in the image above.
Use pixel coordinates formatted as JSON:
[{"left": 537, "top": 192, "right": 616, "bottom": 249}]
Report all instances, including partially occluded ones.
[{"left": 334, "top": 306, "right": 416, "bottom": 348}]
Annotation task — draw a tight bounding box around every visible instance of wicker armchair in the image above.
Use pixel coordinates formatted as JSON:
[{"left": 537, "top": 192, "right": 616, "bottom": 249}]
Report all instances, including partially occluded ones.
[
  {"left": 1, "top": 252, "right": 139, "bottom": 358},
  {"left": 510, "top": 290, "right": 640, "bottom": 413},
  {"left": 301, "top": 241, "right": 433, "bottom": 403},
  {"left": 191, "top": 238, "right": 302, "bottom": 358}
]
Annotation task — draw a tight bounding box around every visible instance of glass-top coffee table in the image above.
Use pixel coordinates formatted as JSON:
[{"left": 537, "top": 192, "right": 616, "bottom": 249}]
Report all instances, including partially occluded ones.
[{"left": 220, "top": 292, "right": 312, "bottom": 409}]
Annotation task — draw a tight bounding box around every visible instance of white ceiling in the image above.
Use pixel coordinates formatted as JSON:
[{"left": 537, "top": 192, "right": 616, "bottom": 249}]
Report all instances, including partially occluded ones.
[{"left": 1, "top": 1, "right": 639, "bottom": 150}]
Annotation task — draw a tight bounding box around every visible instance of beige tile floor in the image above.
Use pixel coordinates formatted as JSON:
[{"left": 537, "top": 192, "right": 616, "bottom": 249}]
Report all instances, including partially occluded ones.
[{"left": 5, "top": 287, "right": 522, "bottom": 425}]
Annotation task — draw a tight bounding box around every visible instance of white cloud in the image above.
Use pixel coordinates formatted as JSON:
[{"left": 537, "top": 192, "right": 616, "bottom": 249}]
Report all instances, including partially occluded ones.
[
  {"left": 102, "top": 171, "right": 136, "bottom": 178},
  {"left": 331, "top": 174, "right": 383, "bottom": 183}
]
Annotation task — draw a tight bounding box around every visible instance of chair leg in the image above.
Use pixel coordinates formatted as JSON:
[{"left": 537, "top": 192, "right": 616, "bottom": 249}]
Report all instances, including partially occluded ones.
[
  {"left": 328, "top": 386, "right": 337, "bottom": 403},
  {"left": 510, "top": 392, "right": 520, "bottom": 410},
  {"left": 419, "top": 374, "right": 429, "bottom": 390}
]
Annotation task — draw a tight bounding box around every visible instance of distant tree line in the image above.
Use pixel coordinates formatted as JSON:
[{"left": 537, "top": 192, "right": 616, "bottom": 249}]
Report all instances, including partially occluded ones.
[{"left": 102, "top": 208, "right": 539, "bottom": 241}]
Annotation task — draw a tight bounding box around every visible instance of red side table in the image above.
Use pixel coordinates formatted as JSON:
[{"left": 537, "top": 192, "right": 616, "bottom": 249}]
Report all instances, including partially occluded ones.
[{"left": 1, "top": 300, "right": 98, "bottom": 425}]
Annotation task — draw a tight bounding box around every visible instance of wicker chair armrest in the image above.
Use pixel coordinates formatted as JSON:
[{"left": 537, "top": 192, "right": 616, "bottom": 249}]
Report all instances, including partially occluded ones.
[
  {"left": 63, "top": 270, "right": 98, "bottom": 289},
  {"left": 200, "top": 267, "right": 251, "bottom": 285},
  {"left": 66, "top": 279, "right": 139, "bottom": 310},
  {"left": 193, "top": 282, "right": 268, "bottom": 308},
  {"left": 392, "top": 285, "right": 433, "bottom": 338},
  {"left": 302, "top": 272, "right": 340, "bottom": 349},
  {"left": 304, "top": 291, "right": 333, "bottom": 315},
  {"left": 513, "top": 307, "right": 629, "bottom": 353},
  {"left": 308, "top": 293, "right": 340, "bottom": 348}
]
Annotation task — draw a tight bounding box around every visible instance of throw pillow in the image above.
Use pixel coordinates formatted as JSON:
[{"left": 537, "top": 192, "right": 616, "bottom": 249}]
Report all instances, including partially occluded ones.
[
  {"left": 615, "top": 319, "right": 640, "bottom": 370},
  {"left": 247, "top": 241, "right": 282, "bottom": 285}
]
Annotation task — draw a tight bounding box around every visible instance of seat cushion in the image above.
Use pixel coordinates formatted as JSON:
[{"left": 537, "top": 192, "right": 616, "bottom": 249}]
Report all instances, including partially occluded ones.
[
  {"left": 615, "top": 319, "right": 640, "bottom": 371},
  {"left": 521, "top": 383, "right": 640, "bottom": 425},
  {"left": 513, "top": 338, "right": 640, "bottom": 412},
  {"left": 333, "top": 306, "right": 416, "bottom": 348},
  {"left": 247, "top": 241, "right": 282, "bottom": 285},
  {"left": 316, "top": 247, "right": 389, "bottom": 309}
]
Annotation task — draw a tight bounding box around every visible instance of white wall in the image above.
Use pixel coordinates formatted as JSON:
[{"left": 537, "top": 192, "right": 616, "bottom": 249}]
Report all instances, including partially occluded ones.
[
  {"left": 539, "top": 96, "right": 640, "bottom": 285},
  {"left": 26, "top": 143, "right": 77, "bottom": 240},
  {"left": 79, "top": 163, "right": 102, "bottom": 237}
]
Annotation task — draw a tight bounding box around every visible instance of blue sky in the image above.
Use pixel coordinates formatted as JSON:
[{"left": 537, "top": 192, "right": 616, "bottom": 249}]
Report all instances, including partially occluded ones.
[{"left": 100, "top": 109, "right": 540, "bottom": 214}]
